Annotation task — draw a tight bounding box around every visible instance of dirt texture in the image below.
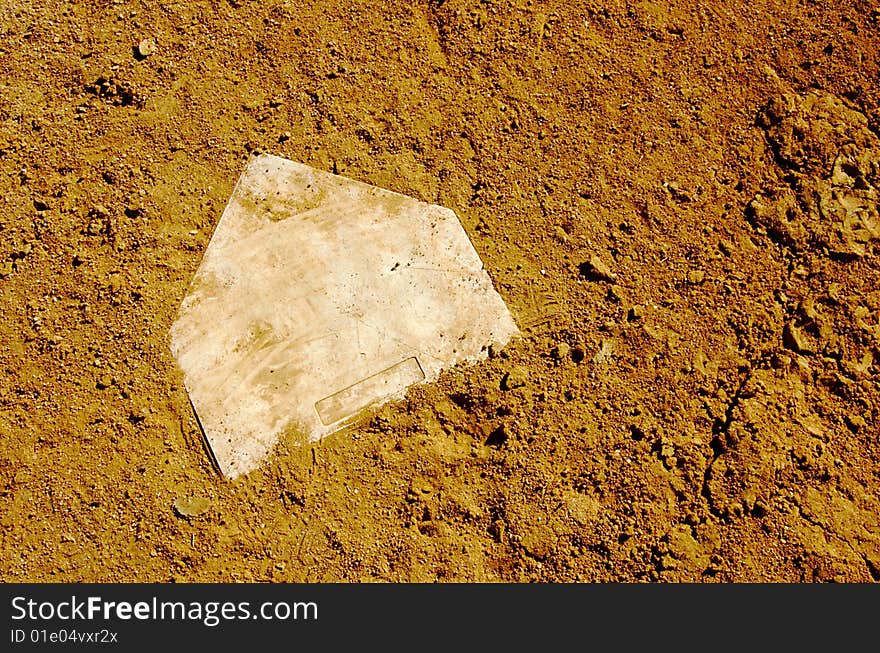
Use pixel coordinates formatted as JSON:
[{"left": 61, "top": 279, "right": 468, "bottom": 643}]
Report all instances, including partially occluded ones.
[{"left": 1, "top": 0, "right": 879, "bottom": 582}]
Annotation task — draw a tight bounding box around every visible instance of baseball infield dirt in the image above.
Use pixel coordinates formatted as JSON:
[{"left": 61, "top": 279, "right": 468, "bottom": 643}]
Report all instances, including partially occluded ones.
[{"left": 1, "top": 0, "right": 878, "bottom": 582}]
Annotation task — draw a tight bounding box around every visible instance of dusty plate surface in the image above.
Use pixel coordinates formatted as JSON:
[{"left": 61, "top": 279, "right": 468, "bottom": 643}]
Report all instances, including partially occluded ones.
[{"left": 170, "top": 155, "right": 518, "bottom": 478}]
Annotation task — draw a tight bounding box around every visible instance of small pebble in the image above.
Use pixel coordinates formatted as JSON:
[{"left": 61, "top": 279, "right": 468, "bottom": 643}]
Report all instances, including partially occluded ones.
[
  {"left": 551, "top": 343, "right": 571, "bottom": 360},
  {"left": 687, "top": 269, "right": 705, "bottom": 284},
  {"left": 137, "top": 38, "right": 157, "bottom": 58},
  {"left": 579, "top": 254, "right": 616, "bottom": 283},
  {"left": 627, "top": 305, "right": 645, "bottom": 321},
  {"left": 173, "top": 495, "right": 212, "bottom": 518},
  {"left": 845, "top": 414, "right": 866, "bottom": 432}
]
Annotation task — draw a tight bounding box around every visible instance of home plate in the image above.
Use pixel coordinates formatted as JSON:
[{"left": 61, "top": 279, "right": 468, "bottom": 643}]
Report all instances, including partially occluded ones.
[{"left": 170, "top": 154, "right": 519, "bottom": 478}]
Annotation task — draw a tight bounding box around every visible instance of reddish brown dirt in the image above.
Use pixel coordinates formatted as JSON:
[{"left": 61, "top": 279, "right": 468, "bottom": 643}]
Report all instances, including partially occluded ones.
[{"left": 1, "top": 0, "right": 878, "bottom": 582}]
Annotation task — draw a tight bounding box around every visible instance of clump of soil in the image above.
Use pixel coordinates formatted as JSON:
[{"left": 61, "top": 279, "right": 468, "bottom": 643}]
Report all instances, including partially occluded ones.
[
  {"left": 0, "top": 0, "right": 878, "bottom": 582},
  {"left": 749, "top": 90, "right": 880, "bottom": 259}
]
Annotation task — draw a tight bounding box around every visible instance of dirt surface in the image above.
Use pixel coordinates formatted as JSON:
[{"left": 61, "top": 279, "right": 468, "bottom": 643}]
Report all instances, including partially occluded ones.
[{"left": 1, "top": 0, "right": 879, "bottom": 582}]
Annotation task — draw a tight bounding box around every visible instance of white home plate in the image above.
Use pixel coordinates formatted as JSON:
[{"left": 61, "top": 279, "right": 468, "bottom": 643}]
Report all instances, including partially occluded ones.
[{"left": 170, "top": 154, "right": 518, "bottom": 478}]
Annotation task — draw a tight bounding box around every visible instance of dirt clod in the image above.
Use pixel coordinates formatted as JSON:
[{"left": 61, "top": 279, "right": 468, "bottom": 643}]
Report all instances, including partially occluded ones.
[
  {"left": 579, "top": 254, "right": 617, "bottom": 283},
  {"left": 501, "top": 366, "right": 529, "bottom": 391},
  {"left": 783, "top": 323, "right": 813, "bottom": 354}
]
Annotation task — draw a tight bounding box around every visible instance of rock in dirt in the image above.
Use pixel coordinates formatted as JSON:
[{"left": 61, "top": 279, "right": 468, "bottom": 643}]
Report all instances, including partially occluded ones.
[
  {"left": 627, "top": 305, "right": 645, "bottom": 321},
  {"left": 687, "top": 269, "right": 705, "bottom": 284},
  {"left": 579, "top": 254, "right": 617, "bottom": 283},
  {"left": 501, "top": 366, "right": 528, "bottom": 390},
  {"left": 137, "top": 38, "right": 157, "bottom": 58},
  {"left": 663, "top": 180, "right": 693, "bottom": 202},
  {"left": 592, "top": 339, "right": 615, "bottom": 365},
  {"left": 783, "top": 322, "right": 813, "bottom": 354},
  {"left": 718, "top": 239, "right": 735, "bottom": 256},
  {"left": 551, "top": 342, "right": 571, "bottom": 360},
  {"left": 173, "top": 495, "right": 212, "bottom": 518},
  {"left": 845, "top": 414, "right": 867, "bottom": 432},
  {"left": 552, "top": 225, "right": 569, "bottom": 242}
]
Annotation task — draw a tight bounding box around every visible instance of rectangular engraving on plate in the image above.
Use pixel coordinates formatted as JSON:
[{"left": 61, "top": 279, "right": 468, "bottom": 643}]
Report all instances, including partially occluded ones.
[{"left": 314, "top": 357, "right": 425, "bottom": 426}]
